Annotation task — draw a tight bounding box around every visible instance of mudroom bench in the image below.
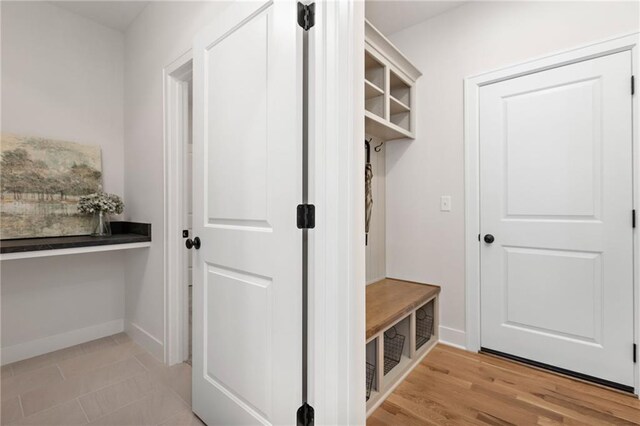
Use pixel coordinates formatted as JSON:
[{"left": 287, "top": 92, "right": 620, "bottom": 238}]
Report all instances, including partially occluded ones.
[{"left": 366, "top": 278, "right": 440, "bottom": 415}]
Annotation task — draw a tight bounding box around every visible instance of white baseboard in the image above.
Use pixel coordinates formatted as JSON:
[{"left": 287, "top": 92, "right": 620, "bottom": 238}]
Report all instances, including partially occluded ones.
[
  {"left": 438, "top": 326, "right": 466, "bottom": 350},
  {"left": 1, "top": 319, "right": 124, "bottom": 365},
  {"left": 125, "top": 321, "right": 164, "bottom": 361}
]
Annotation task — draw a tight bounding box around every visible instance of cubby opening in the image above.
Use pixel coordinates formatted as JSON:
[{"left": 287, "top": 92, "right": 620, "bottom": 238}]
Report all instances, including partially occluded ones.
[
  {"left": 365, "top": 51, "right": 385, "bottom": 92},
  {"left": 416, "top": 300, "right": 435, "bottom": 351},
  {"left": 383, "top": 316, "right": 410, "bottom": 380},
  {"left": 366, "top": 339, "right": 378, "bottom": 401},
  {"left": 390, "top": 111, "right": 410, "bottom": 131},
  {"left": 390, "top": 71, "right": 411, "bottom": 106},
  {"left": 365, "top": 96, "right": 385, "bottom": 118}
]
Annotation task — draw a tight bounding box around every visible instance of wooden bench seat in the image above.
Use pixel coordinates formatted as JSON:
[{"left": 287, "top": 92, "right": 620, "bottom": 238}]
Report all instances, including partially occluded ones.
[{"left": 366, "top": 278, "right": 440, "bottom": 341}]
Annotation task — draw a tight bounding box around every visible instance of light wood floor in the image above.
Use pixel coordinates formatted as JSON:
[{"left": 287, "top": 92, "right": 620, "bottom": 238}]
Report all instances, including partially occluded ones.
[
  {"left": 369, "top": 344, "right": 640, "bottom": 425},
  {"left": 0, "top": 333, "right": 201, "bottom": 425}
]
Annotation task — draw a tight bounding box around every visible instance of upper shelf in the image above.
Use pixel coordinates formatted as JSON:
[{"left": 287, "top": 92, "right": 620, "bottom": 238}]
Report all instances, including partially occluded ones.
[
  {"left": 364, "top": 20, "right": 422, "bottom": 142},
  {"left": 0, "top": 221, "right": 151, "bottom": 261}
]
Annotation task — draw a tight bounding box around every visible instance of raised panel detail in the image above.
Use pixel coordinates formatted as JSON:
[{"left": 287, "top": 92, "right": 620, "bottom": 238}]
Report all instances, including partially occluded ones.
[
  {"left": 203, "top": 263, "right": 272, "bottom": 421},
  {"left": 504, "top": 79, "right": 601, "bottom": 219},
  {"left": 205, "top": 12, "right": 269, "bottom": 227},
  {"left": 503, "top": 247, "right": 602, "bottom": 343}
]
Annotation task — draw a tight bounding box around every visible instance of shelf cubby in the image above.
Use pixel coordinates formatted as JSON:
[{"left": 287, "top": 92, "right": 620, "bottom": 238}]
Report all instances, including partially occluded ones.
[
  {"left": 390, "top": 111, "right": 410, "bottom": 132},
  {"left": 365, "top": 51, "right": 385, "bottom": 90},
  {"left": 416, "top": 300, "right": 435, "bottom": 351},
  {"left": 364, "top": 20, "right": 421, "bottom": 142}
]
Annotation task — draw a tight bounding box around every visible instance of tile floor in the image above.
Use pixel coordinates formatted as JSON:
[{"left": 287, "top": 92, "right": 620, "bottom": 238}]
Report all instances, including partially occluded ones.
[{"left": 0, "top": 333, "right": 203, "bottom": 426}]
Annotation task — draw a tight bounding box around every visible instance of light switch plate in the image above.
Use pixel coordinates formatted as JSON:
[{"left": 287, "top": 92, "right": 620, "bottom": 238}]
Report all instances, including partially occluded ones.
[{"left": 440, "top": 196, "right": 451, "bottom": 212}]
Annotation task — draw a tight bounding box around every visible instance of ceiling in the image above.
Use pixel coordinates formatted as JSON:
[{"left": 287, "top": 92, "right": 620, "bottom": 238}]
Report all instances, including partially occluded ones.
[
  {"left": 50, "top": 0, "right": 464, "bottom": 38},
  {"left": 50, "top": 1, "right": 149, "bottom": 32},
  {"left": 365, "top": 0, "right": 466, "bottom": 35}
]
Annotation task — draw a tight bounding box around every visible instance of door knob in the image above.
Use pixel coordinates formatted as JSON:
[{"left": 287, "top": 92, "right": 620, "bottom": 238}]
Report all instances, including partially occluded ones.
[
  {"left": 484, "top": 234, "right": 495, "bottom": 244},
  {"left": 185, "top": 237, "right": 201, "bottom": 250}
]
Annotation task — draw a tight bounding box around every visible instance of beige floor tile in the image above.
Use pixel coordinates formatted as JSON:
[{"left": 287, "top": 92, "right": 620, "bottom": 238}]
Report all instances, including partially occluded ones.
[
  {"left": 110, "top": 333, "right": 132, "bottom": 345},
  {"left": 158, "top": 410, "right": 205, "bottom": 426},
  {"left": 149, "top": 364, "right": 191, "bottom": 406},
  {"left": 1, "top": 396, "right": 23, "bottom": 425},
  {"left": 1, "top": 365, "right": 64, "bottom": 402},
  {"left": 89, "top": 388, "right": 189, "bottom": 426},
  {"left": 134, "top": 353, "right": 165, "bottom": 372},
  {"left": 58, "top": 342, "right": 146, "bottom": 378},
  {"left": 9, "top": 346, "right": 84, "bottom": 376},
  {"left": 1, "top": 365, "right": 13, "bottom": 379},
  {"left": 12, "top": 399, "right": 87, "bottom": 426},
  {"left": 78, "top": 372, "right": 161, "bottom": 422},
  {"left": 20, "top": 358, "right": 144, "bottom": 417},
  {"left": 79, "top": 337, "right": 118, "bottom": 355}
]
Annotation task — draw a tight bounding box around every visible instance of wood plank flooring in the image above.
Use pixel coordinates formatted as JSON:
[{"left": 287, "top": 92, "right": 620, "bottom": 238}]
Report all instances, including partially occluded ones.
[
  {"left": 0, "top": 333, "right": 202, "bottom": 426},
  {"left": 369, "top": 344, "right": 640, "bottom": 425}
]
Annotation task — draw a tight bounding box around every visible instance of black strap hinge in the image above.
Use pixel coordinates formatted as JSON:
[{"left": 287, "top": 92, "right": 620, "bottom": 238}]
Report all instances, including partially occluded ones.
[
  {"left": 632, "top": 75, "right": 635, "bottom": 95},
  {"left": 297, "top": 2, "right": 315, "bottom": 31},
  {"left": 633, "top": 209, "right": 636, "bottom": 228},
  {"left": 634, "top": 343, "right": 637, "bottom": 363},
  {"left": 297, "top": 204, "right": 315, "bottom": 229},
  {"left": 296, "top": 403, "right": 314, "bottom": 426}
]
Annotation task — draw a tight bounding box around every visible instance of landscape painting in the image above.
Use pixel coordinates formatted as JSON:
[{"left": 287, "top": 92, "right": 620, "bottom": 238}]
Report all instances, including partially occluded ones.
[{"left": 1, "top": 134, "right": 102, "bottom": 239}]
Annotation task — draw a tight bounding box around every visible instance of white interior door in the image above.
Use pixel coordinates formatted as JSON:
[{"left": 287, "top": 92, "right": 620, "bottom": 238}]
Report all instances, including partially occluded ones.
[
  {"left": 480, "top": 51, "right": 634, "bottom": 388},
  {"left": 192, "top": 1, "right": 303, "bottom": 424}
]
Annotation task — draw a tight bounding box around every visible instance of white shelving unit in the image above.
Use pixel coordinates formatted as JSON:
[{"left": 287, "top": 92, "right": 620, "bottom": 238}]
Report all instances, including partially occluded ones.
[{"left": 364, "top": 20, "right": 422, "bottom": 141}]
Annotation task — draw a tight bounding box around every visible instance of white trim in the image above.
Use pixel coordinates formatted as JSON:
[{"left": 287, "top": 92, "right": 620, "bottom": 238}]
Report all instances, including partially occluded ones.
[
  {"left": 0, "top": 242, "right": 150, "bottom": 261},
  {"left": 1, "top": 319, "right": 124, "bottom": 365},
  {"left": 163, "top": 50, "right": 193, "bottom": 367},
  {"left": 308, "top": 1, "right": 366, "bottom": 424},
  {"left": 464, "top": 32, "right": 640, "bottom": 395},
  {"left": 438, "top": 326, "right": 466, "bottom": 350},
  {"left": 125, "top": 321, "right": 164, "bottom": 361}
]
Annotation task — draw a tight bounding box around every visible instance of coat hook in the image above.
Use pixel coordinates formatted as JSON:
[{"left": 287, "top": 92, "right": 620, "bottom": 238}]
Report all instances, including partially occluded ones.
[{"left": 374, "top": 141, "right": 384, "bottom": 152}]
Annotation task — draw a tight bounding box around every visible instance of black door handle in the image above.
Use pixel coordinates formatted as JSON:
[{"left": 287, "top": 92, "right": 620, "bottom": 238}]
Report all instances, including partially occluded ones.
[
  {"left": 185, "top": 237, "right": 201, "bottom": 250},
  {"left": 484, "top": 234, "right": 495, "bottom": 244}
]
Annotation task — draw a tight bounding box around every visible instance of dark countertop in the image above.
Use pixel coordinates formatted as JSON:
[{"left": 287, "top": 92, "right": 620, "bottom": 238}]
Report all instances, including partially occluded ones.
[{"left": 0, "top": 222, "right": 151, "bottom": 254}]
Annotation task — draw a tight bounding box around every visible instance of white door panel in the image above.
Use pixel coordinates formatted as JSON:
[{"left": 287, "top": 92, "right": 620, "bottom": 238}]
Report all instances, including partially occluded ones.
[
  {"left": 480, "top": 51, "right": 634, "bottom": 387},
  {"left": 192, "top": 1, "right": 302, "bottom": 424}
]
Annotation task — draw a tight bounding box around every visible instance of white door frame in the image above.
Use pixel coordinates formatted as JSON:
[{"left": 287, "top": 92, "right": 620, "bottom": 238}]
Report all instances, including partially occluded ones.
[
  {"left": 464, "top": 32, "right": 640, "bottom": 395},
  {"left": 163, "top": 50, "right": 193, "bottom": 366},
  {"left": 163, "top": 1, "right": 366, "bottom": 422},
  {"left": 307, "top": 1, "right": 366, "bottom": 424}
]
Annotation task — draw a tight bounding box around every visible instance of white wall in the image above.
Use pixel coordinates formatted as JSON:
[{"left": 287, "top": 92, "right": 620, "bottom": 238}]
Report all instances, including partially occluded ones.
[
  {"left": 384, "top": 1, "right": 639, "bottom": 347},
  {"left": 123, "top": 1, "right": 230, "bottom": 359},
  {"left": 1, "top": 1, "right": 126, "bottom": 362}
]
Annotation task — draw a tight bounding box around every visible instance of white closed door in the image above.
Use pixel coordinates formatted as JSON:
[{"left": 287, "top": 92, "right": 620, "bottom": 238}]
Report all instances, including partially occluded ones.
[
  {"left": 480, "top": 51, "right": 634, "bottom": 389},
  {"left": 191, "top": 1, "right": 303, "bottom": 424}
]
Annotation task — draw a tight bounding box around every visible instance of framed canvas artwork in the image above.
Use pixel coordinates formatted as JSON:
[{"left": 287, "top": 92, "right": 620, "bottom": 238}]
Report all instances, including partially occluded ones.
[{"left": 1, "top": 134, "right": 103, "bottom": 239}]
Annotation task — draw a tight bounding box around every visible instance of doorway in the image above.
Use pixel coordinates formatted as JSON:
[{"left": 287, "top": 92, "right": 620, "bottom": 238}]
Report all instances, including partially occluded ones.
[
  {"left": 465, "top": 34, "right": 640, "bottom": 394},
  {"left": 164, "top": 52, "right": 194, "bottom": 368}
]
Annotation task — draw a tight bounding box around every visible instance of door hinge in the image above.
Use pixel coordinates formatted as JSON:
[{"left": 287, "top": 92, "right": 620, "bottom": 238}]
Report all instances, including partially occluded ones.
[
  {"left": 633, "top": 210, "right": 636, "bottom": 228},
  {"left": 296, "top": 403, "right": 314, "bottom": 426},
  {"left": 632, "top": 75, "right": 635, "bottom": 95},
  {"left": 634, "top": 343, "right": 637, "bottom": 363},
  {"left": 297, "top": 204, "right": 315, "bottom": 229},
  {"left": 297, "top": 2, "right": 315, "bottom": 31}
]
